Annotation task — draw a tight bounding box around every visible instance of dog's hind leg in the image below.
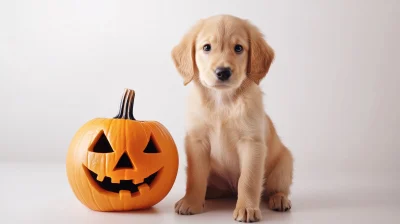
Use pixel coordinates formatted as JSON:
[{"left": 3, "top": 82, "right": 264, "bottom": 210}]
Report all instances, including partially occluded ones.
[{"left": 263, "top": 147, "right": 293, "bottom": 212}]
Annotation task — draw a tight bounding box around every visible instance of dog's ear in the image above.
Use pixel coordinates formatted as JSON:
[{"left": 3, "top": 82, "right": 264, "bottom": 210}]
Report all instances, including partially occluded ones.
[
  {"left": 246, "top": 22, "right": 275, "bottom": 85},
  {"left": 171, "top": 21, "right": 203, "bottom": 85}
]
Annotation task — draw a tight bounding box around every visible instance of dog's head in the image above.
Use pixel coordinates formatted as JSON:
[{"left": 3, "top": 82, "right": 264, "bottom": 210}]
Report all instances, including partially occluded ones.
[{"left": 172, "top": 15, "right": 274, "bottom": 90}]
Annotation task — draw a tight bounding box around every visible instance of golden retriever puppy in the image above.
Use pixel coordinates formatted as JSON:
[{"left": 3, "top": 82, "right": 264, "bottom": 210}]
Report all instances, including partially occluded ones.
[{"left": 171, "top": 15, "right": 293, "bottom": 222}]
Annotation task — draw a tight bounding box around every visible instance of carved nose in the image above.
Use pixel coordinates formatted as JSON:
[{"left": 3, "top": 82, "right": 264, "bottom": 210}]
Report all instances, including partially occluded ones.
[
  {"left": 215, "top": 67, "right": 232, "bottom": 81},
  {"left": 115, "top": 152, "right": 134, "bottom": 169}
]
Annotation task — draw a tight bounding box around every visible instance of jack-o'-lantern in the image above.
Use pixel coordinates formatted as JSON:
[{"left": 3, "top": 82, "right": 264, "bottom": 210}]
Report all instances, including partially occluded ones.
[{"left": 66, "top": 89, "right": 179, "bottom": 211}]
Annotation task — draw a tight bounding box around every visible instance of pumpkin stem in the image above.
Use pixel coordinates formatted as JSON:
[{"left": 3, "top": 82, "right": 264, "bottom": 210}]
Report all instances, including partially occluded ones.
[{"left": 114, "top": 89, "right": 136, "bottom": 120}]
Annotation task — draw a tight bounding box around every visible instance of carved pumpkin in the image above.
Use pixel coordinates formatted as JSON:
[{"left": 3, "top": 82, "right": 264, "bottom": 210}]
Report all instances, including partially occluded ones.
[{"left": 66, "top": 89, "right": 179, "bottom": 211}]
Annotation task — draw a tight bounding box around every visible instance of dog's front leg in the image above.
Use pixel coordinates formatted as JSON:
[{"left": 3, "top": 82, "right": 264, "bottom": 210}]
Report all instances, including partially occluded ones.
[
  {"left": 233, "top": 138, "right": 266, "bottom": 222},
  {"left": 175, "top": 134, "right": 210, "bottom": 215}
]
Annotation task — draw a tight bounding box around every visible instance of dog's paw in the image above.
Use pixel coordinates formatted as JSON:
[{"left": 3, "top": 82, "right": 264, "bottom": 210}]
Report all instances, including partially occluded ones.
[
  {"left": 174, "top": 197, "right": 205, "bottom": 215},
  {"left": 268, "top": 193, "right": 292, "bottom": 212},
  {"left": 233, "top": 207, "right": 261, "bottom": 222}
]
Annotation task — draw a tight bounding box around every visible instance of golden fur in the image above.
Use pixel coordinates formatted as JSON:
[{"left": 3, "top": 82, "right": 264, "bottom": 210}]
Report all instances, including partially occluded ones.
[{"left": 171, "top": 15, "right": 293, "bottom": 222}]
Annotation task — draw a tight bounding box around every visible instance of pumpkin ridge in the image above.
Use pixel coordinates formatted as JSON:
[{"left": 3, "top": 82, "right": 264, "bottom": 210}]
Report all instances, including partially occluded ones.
[
  {"left": 81, "top": 164, "right": 100, "bottom": 210},
  {"left": 70, "top": 123, "right": 94, "bottom": 208}
]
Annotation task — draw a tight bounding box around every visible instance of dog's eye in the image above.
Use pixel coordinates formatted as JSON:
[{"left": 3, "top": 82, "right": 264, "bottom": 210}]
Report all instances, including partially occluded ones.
[
  {"left": 234, "top": 44, "right": 243, "bottom": 53},
  {"left": 203, "top": 44, "right": 211, "bottom": 52}
]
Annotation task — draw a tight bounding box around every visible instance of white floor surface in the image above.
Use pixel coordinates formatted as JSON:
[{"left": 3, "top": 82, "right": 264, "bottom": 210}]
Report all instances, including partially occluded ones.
[{"left": 1, "top": 163, "right": 399, "bottom": 224}]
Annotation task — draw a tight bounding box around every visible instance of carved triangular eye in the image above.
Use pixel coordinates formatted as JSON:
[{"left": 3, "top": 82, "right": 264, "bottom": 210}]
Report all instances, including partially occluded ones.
[
  {"left": 143, "top": 135, "right": 160, "bottom": 153},
  {"left": 92, "top": 132, "right": 114, "bottom": 153}
]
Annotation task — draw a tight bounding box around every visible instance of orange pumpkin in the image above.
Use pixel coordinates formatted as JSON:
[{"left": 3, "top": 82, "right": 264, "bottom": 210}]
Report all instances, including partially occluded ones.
[{"left": 66, "top": 89, "right": 179, "bottom": 211}]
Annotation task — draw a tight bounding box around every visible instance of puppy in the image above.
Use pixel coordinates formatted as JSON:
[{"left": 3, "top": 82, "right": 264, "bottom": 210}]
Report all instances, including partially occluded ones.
[{"left": 171, "top": 15, "right": 293, "bottom": 222}]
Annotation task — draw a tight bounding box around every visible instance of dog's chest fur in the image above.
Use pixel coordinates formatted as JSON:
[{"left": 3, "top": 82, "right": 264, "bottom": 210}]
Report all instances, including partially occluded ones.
[
  {"left": 208, "top": 117, "right": 241, "bottom": 191},
  {"left": 207, "top": 94, "right": 242, "bottom": 189},
  {"left": 195, "top": 91, "right": 261, "bottom": 191},
  {"left": 186, "top": 85, "right": 266, "bottom": 191}
]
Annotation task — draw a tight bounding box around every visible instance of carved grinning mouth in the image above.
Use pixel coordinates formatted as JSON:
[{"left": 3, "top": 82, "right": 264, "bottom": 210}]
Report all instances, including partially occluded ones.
[{"left": 85, "top": 166, "right": 159, "bottom": 194}]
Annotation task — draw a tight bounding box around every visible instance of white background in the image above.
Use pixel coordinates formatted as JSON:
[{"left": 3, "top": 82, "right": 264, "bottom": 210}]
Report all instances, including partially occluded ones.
[{"left": 1, "top": 0, "right": 399, "bottom": 223}]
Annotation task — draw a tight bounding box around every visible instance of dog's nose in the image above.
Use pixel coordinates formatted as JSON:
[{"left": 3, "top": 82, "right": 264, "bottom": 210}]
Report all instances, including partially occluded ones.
[{"left": 215, "top": 67, "right": 232, "bottom": 81}]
